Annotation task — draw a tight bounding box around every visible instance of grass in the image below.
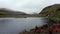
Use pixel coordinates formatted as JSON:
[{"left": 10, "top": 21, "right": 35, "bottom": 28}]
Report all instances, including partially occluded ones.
[
  {"left": 38, "top": 14, "right": 45, "bottom": 17},
  {"left": 49, "top": 12, "right": 60, "bottom": 18}
]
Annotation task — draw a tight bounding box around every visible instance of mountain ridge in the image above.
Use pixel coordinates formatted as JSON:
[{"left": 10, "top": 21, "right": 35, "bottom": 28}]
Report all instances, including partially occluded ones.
[
  {"left": 0, "top": 8, "right": 27, "bottom": 18},
  {"left": 39, "top": 4, "right": 60, "bottom": 18}
]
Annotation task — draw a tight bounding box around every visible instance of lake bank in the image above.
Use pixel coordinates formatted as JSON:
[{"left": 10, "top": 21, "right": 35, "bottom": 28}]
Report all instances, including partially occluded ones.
[{"left": 19, "top": 18, "right": 60, "bottom": 34}]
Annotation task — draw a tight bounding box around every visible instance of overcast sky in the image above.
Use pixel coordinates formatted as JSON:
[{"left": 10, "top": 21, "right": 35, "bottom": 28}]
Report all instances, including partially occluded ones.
[{"left": 0, "top": 0, "right": 60, "bottom": 14}]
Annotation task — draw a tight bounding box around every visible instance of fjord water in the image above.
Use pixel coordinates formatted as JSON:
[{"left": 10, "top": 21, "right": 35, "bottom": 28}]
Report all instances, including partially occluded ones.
[{"left": 0, "top": 17, "right": 47, "bottom": 34}]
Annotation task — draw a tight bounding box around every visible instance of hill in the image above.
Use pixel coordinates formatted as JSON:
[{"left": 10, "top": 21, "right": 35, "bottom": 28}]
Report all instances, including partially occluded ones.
[
  {"left": 0, "top": 8, "right": 27, "bottom": 18},
  {"left": 39, "top": 4, "right": 60, "bottom": 18}
]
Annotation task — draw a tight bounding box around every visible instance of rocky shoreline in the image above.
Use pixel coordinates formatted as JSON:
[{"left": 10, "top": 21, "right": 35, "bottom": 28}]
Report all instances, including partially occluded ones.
[{"left": 19, "top": 18, "right": 60, "bottom": 34}]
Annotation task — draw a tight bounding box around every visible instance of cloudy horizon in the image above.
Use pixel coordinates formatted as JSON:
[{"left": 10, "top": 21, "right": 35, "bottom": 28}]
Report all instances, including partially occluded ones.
[{"left": 0, "top": 0, "right": 60, "bottom": 14}]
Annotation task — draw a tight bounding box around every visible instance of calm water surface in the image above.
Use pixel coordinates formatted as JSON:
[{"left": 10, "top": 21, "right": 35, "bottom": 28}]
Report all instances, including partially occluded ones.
[{"left": 0, "top": 17, "right": 48, "bottom": 34}]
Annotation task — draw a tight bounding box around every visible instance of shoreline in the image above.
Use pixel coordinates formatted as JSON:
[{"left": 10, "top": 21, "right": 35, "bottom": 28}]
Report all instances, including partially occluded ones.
[{"left": 19, "top": 18, "right": 60, "bottom": 34}]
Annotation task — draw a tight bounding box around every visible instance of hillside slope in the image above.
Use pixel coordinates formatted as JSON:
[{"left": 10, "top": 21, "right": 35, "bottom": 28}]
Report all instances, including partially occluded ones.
[
  {"left": 0, "top": 8, "right": 27, "bottom": 18},
  {"left": 39, "top": 4, "right": 60, "bottom": 18}
]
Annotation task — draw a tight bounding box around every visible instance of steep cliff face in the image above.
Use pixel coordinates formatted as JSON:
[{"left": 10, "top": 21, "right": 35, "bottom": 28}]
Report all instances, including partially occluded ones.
[
  {"left": 0, "top": 8, "right": 27, "bottom": 17},
  {"left": 39, "top": 4, "right": 60, "bottom": 18}
]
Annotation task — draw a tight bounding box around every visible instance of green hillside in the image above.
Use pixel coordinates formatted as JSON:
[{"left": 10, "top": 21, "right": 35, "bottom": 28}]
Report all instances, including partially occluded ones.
[
  {"left": 49, "top": 12, "right": 60, "bottom": 18},
  {"left": 0, "top": 8, "right": 27, "bottom": 18},
  {"left": 39, "top": 4, "right": 60, "bottom": 18}
]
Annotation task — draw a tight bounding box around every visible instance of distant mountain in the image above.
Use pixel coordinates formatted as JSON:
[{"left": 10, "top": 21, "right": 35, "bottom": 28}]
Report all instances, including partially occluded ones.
[
  {"left": 39, "top": 4, "right": 60, "bottom": 18},
  {"left": 0, "top": 8, "right": 27, "bottom": 18}
]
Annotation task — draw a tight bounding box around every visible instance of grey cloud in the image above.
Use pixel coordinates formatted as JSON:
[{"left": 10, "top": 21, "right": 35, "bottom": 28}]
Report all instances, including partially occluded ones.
[{"left": 0, "top": 0, "right": 60, "bottom": 14}]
